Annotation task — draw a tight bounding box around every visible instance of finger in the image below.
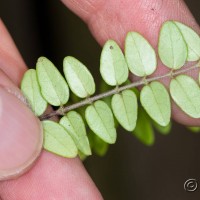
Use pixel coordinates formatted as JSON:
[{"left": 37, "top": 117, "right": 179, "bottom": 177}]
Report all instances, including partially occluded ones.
[
  {"left": 62, "top": 0, "right": 199, "bottom": 46},
  {"left": 62, "top": 0, "right": 200, "bottom": 126},
  {"left": 0, "top": 19, "right": 26, "bottom": 86},
  {"left": 0, "top": 152, "right": 103, "bottom": 199},
  {"left": 0, "top": 21, "right": 43, "bottom": 180},
  {"left": 0, "top": 20, "right": 103, "bottom": 199}
]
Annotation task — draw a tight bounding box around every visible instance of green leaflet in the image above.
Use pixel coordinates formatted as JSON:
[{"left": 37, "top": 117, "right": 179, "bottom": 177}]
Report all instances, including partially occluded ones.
[
  {"left": 42, "top": 120, "right": 78, "bottom": 158},
  {"left": 170, "top": 75, "right": 200, "bottom": 118},
  {"left": 100, "top": 40, "right": 128, "bottom": 86},
  {"left": 36, "top": 57, "right": 69, "bottom": 106},
  {"left": 21, "top": 69, "right": 47, "bottom": 116},
  {"left": 125, "top": 32, "right": 157, "bottom": 77},
  {"left": 174, "top": 21, "right": 200, "bottom": 61},
  {"left": 152, "top": 121, "right": 172, "bottom": 135},
  {"left": 88, "top": 132, "right": 109, "bottom": 157},
  {"left": 133, "top": 107, "right": 154, "bottom": 146},
  {"left": 78, "top": 151, "right": 87, "bottom": 161},
  {"left": 111, "top": 90, "right": 137, "bottom": 131},
  {"left": 187, "top": 127, "right": 200, "bottom": 133},
  {"left": 63, "top": 56, "right": 95, "bottom": 98},
  {"left": 140, "top": 81, "right": 171, "bottom": 126},
  {"left": 60, "top": 111, "right": 91, "bottom": 156},
  {"left": 158, "top": 21, "right": 187, "bottom": 69},
  {"left": 85, "top": 100, "right": 117, "bottom": 144}
]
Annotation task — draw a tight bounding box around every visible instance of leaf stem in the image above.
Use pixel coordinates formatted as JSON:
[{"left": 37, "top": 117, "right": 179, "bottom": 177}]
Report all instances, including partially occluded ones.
[{"left": 39, "top": 61, "right": 200, "bottom": 120}]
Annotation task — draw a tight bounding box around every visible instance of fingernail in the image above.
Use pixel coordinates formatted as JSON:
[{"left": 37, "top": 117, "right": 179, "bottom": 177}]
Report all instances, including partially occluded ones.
[{"left": 0, "top": 87, "right": 43, "bottom": 181}]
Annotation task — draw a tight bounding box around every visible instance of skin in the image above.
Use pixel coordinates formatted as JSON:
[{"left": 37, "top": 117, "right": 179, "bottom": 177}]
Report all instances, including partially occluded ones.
[{"left": 0, "top": 0, "right": 199, "bottom": 199}]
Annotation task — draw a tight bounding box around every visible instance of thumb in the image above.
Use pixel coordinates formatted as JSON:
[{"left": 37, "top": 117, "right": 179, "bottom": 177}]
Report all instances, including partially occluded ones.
[{"left": 0, "top": 84, "right": 43, "bottom": 181}]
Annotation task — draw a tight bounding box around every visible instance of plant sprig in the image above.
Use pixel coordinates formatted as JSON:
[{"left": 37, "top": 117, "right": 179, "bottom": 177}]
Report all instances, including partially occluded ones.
[{"left": 21, "top": 20, "right": 200, "bottom": 158}]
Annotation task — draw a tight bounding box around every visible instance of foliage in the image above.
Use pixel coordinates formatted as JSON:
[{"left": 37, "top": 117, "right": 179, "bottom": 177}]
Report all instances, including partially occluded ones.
[{"left": 20, "top": 20, "right": 200, "bottom": 158}]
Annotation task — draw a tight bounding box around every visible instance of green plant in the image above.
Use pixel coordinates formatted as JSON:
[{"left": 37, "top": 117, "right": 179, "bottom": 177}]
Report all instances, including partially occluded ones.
[{"left": 20, "top": 20, "right": 200, "bottom": 158}]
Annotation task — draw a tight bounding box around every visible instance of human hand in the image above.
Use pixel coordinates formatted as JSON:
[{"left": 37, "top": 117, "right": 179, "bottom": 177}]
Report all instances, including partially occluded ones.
[{"left": 0, "top": 0, "right": 199, "bottom": 199}]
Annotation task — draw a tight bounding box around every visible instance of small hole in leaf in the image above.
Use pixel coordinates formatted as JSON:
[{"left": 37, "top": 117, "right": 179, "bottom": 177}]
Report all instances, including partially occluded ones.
[{"left": 110, "top": 46, "right": 113, "bottom": 50}]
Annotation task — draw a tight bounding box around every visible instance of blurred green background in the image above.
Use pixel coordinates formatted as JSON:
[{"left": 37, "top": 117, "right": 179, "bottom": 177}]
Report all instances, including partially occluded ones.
[{"left": 1, "top": 0, "right": 200, "bottom": 199}]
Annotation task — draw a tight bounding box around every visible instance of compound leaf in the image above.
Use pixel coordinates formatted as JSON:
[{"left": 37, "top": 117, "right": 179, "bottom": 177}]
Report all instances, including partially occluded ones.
[
  {"left": 21, "top": 69, "right": 47, "bottom": 116},
  {"left": 174, "top": 21, "right": 200, "bottom": 61},
  {"left": 133, "top": 107, "right": 154, "bottom": 146},
  {"left": 60, "top": 111, "right": 91, "bottom": 156},
  {"left": 63, "top": 56, "right": 95, "bottom": 98},
  {"left": 111, "top": 89, "right": 137, "bottom": 131},
  {"left": 158, "top": 21, "right": 187, "bottom": 69},
  {"left": 140, "top": 81, "right": 171, "bottom": 126},
  {"left": 42, "top": 120, "right": 78, "bottom": 158},
  {"left": 36, "top": 57, "right": 69, "bottom": 106},
  {"left": 100, "top": 40, "right": 128, "bottom": 86},
  {"left": 170, "top": 75, "right": 200, "bottom": 118},
  {"left": 85, "top": 100, "right": 116, "bottom": 144},
  {"left": 125, "top": 32, "right": 157, "bottom": 77}
]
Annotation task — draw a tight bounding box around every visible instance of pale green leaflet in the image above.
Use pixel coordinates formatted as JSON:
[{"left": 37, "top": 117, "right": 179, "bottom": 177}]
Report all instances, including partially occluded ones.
[
  {"left": 42, "top": 121, "right": 78, "bottom": 158},
  {"left": 36, "top": 57, "right": 69, "bottom": 106},
  {"left": 100, "top": 40, "right": 129, "bottom": 86},
  {"left": 170, "top": 75, "right": 200, "bottom": 118},
  {"left": 85, "top": 100, "right": 117, "bottom": 144},
  {"left": 111, "top": 90, "right": 137, "bottom": 131},
  {"left": 21, "top": 69, "right": 47, "bottom": 116},
  {"left": 125, "top": 32, "right": 157, "bottom": 77},
  {"left": 158, "top": 21, "right": 187, "bottom": 69},
  {"left": 60, "top": 111, "right": 91, "bottom": 156},
  {"left": 63, "top": 56, "right": 95, "bottom": 98},
  {"left": 140, "top": 81, "right": 171, "bottom": 126},
  {"left": 174, "top": 21, "right": 200, "bottom": 61}
]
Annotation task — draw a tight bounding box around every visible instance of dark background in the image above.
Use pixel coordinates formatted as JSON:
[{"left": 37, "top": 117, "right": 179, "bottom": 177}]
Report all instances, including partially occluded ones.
[{"left": 1, "top": 0, "right": 200, "bottom": 199}]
